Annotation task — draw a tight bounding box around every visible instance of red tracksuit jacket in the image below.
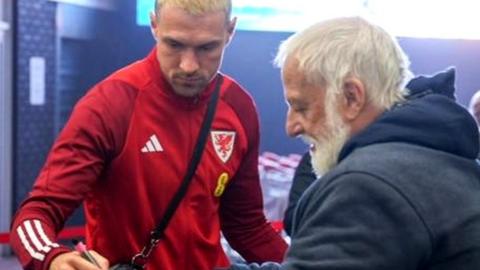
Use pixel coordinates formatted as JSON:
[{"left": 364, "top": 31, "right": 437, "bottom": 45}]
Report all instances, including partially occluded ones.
[{"left": 10, "top": 49, "right": 287, "bottom": 270}]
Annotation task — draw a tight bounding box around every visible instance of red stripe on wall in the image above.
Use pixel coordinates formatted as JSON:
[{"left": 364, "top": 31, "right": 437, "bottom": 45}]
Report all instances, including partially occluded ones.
[{"left": 0, "top": 226, "right": 86, "bottom": 244}]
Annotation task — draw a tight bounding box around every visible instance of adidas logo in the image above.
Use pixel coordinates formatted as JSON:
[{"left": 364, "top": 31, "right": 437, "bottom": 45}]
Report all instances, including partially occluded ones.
[{"left": 141, "top": 134, "right": 164, "bottom": 153}]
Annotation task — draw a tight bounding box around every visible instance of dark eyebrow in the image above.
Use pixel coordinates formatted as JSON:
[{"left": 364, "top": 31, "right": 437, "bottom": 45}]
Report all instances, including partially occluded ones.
[
  {"left": 198, "top": 40, "right": 221, "bottom": 48},
  {"left": 161, "top": 36, "right": 222, "bottom": 50},
  {"left": 162, "top": 36, "right": 184, "bottom": 45}
]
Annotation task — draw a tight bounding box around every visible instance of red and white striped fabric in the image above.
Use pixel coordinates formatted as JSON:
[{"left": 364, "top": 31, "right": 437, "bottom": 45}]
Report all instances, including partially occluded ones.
[
  {"left": 258, "top": 151, "right": 302, "bottom": 222},
  {"left": 15, "top": 219, "right": 60, "bottom": 261}
]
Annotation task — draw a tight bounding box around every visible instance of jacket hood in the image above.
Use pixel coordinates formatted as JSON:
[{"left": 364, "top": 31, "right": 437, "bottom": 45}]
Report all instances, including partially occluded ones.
[
  {"left": 339, "top": 68, "right": 479, "bottom": 161},
  {"left": 405, "top": 67, "right": 456, "bottom": 100}
]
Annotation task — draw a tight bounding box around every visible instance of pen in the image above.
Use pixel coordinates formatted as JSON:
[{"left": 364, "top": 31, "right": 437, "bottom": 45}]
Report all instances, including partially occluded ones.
[{"left": 72, "top": 239, "right": 101, "bottom": 268}]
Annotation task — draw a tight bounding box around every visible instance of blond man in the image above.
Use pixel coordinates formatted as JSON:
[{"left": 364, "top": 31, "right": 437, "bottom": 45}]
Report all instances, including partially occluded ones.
[{"left": 10, "top": 1, "right": 287, "bottom": 269}]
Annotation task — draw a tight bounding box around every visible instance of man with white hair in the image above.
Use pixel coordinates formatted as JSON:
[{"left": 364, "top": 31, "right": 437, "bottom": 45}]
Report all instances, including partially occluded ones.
[
  {"left": 229, "top": 16, "right": 480, "bottom": 270},
  {"left": 469, "top": 90, "right": 480, "bottom": 126}
]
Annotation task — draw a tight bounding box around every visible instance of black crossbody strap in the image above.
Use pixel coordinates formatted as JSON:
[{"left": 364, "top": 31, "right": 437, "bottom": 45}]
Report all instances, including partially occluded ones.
[
  {"left": 131, "top": 75, "right": 223, "bottom": 269},
  {"left": 152, "top": 75, "right": 223, "bottom": 239}
]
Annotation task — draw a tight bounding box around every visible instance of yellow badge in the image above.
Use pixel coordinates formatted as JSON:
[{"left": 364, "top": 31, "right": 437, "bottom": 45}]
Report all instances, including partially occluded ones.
[{"left": 214, "top": 172, "right": 229, "bottom": 197}]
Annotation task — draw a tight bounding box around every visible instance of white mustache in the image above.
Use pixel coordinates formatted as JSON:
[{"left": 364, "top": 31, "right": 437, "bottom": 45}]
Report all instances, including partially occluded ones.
[{"left": 300, "top": 135, "right": 316, "bottom": 146}]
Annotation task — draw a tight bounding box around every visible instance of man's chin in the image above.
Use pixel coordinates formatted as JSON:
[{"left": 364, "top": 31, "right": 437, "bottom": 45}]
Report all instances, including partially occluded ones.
[
  {"left": 310, "top": 129, "right": 350, "bottom": 175},
  {"left": 171, "top": 86, "right": 203, "bottom": 97},
  {"left": 310, "top": 146, "right": 332, "bottom": 176}
]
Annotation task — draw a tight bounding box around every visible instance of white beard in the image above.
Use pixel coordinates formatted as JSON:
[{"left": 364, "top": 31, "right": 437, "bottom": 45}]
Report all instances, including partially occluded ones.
[
  {"left": 303, "top": 101, "right": 351, "bottom": 176},
  {"left": 310, "top": 121, "right": 350, "bottom": 176}
]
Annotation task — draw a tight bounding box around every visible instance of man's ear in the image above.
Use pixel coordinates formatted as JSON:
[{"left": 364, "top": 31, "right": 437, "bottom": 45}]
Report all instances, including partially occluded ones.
[
  {"left": 341, "top": 78, "right": 366, "bottom": 121},
  {"left": 225, "top": 17, "right": 237, "bottom": 46},
  {"left": 150, "top": 11, "right": 158, "bottom": 41}
]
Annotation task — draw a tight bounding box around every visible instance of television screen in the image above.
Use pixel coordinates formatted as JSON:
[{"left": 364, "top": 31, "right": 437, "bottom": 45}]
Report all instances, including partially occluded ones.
[{"left": 137, "top": 0, "right": 480, "bottom": 40}]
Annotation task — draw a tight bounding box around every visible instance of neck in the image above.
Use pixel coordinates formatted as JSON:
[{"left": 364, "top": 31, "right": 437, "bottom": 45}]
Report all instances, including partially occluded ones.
[{"left": 349, "top": 104, "right": 384, "bottom": 137}]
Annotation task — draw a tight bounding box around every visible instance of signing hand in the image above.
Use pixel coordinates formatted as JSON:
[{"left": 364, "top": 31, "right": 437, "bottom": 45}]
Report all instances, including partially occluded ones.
[{"left": 49, "top": 250, "right": 109, "bottom": 270}]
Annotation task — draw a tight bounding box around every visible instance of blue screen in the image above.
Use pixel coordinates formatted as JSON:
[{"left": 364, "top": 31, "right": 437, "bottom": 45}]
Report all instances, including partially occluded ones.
[
  {"left": 136, "top": 0, "right": 480, "bottom": 39},
  {"left": 137, "top": 0, "right": 154, "bottom": 26},
  {"left": 136, "top": 0, "right": 308, "bottom": 32}
]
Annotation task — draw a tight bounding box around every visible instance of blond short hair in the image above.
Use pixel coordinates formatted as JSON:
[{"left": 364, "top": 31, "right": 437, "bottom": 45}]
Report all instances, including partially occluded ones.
[{"left": 154, "top": 0, "right": 232, "bottom": 19}]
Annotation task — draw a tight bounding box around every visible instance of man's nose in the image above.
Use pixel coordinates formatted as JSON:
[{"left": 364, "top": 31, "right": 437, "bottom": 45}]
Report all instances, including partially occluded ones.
[
  {"left": 285, "top": 114, "right": 303, "bottom": 137},
  {"left": 180, "top": 49, "right": 199, "bottom": 74}
]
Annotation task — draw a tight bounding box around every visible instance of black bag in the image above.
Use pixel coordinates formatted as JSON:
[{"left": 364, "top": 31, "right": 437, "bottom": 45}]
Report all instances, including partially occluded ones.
[
  {"left": 109, "top": 76, "right": 223, "bottom": 270},
  {"left": 109, "top": 264, "right": 140, "bottom": 270}
]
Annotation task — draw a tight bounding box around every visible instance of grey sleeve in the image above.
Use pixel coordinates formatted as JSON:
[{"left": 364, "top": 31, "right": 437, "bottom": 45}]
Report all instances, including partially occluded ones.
[{"left": 284, "top": 172, "right": 432, "bottom": 270}]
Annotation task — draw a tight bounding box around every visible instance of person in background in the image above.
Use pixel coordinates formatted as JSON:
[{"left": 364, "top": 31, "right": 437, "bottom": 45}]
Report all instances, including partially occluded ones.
[
  {"left": 9, "top": 1, "right": 287, "bottom": 269},
  {"left": 468, "top": 90, "right": 480, "bottom": 159},
  {"left": 229, "top": 16, "right": 480, "bottom": 270},
  {"left": 282, "top": 151, "right": 315, "bottom": 236},
  {"left": 468, "top": 90, "right": 480, "bottom": 126}
]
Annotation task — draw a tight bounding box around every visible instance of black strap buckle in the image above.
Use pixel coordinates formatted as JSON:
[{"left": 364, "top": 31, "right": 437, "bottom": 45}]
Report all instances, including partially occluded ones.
[{"left": 131, "top": 238, "right": 160, "bottom": 269}]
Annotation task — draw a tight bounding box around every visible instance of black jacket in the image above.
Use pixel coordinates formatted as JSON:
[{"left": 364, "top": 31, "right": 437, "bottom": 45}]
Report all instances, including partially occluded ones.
[{"left": 283, "top": 152, "right": 316, "bottom": 236}]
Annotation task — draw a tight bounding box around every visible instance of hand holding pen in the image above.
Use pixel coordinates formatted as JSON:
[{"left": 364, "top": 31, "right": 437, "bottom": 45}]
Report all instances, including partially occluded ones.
[
  {"left": 49, "top": 239, "right": 109, "bottom": 270},
  {"left": 72, "top": 239, "right": 103, "bottom": 268}
]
